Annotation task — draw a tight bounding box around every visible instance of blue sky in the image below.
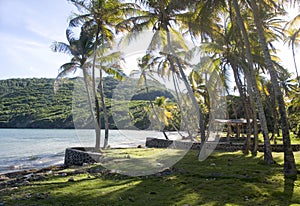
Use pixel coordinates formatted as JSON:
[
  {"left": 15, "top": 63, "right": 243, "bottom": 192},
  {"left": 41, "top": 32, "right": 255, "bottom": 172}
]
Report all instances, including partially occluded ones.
[
  {"left": 0, "top": 0, "right": 75, "bottom": 80},
  {"left": 0, "top": 1, "right": 298, "bottom": 80}
]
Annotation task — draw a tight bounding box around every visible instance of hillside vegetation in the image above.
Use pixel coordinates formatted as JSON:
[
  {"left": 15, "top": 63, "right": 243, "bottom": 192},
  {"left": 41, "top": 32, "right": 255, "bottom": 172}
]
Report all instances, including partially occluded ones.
[{"left": 0, "top": 77, "right": 173, "bottom": 129}]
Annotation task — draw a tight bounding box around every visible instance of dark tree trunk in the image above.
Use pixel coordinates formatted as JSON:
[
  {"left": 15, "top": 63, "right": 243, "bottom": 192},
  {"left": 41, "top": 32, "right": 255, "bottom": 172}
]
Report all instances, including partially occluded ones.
[
  {"left": 250, "top": 0, "right": 297, "bottom": 175},
  {"left": 99, "top": 68, "right": 110, "bottom": 149},
  {"left": 166, "top": 29, "right": 206, "bottom": 142},
  {"left": 233, "top": 0, "right": 274, "bottom": 164},
  {"left": 231, "top": 63, "right": 252, "bottom": 154},
  {"left": 91, "top": 25, "right": 102, "bottom": 151}
]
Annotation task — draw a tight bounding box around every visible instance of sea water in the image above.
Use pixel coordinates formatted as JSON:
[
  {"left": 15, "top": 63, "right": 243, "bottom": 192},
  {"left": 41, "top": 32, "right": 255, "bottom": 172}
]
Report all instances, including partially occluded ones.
[{"left": 0, "top": 129, "right": 170, "bottom": 174}]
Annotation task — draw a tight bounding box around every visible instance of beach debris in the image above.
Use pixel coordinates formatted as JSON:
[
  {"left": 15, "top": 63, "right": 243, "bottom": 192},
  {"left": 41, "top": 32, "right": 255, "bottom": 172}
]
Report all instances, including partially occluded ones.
[
  {"left": 24, "top": 174, "right": 45, "bottom": 181},
  {"left": 46, "top": 170, "right": 53, "bottom": 175},
  {"left": 87, "top": 167, "right": 105, "bottom": 174},
  {"left": 0, "top": 186, "right": 18, "bottom": 193},
  {"left": 20, "top": 180, "right": 30, "bottom": 186},
  {"left": 24, "top": 193, "right": 33, "bottom": 199},
  {"left": 24, "top": 173, "right": 34, "bottom": 179},
  {"left": 0, "top": 175, "right": 9, "bottom": 181},
  {"left": 60, "top": 173, "right": 68, "bottom": 177}
]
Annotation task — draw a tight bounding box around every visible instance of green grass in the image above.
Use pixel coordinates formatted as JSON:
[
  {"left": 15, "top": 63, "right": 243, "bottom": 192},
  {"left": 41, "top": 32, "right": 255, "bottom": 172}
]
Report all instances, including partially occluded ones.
[
  {"left": 1, "top": 149, "right": 300, "bottom": 206},
  {"left": 257, "top": 132, "right": 300, "bottom": 144}
]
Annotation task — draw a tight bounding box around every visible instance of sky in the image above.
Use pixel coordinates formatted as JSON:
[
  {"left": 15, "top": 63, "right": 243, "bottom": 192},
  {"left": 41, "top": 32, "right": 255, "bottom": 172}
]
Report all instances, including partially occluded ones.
[
  {"left": 0, "top": 1, "right": 299, "bottom": 80},
  {"left": 0, "top": 0, "right": 74, "bottom": 80}
]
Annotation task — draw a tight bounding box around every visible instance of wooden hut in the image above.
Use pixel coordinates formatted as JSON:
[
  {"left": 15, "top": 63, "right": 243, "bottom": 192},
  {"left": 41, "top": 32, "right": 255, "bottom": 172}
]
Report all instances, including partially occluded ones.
[{"left": 212, "top": 119, "right": 259, "bottom": 140}]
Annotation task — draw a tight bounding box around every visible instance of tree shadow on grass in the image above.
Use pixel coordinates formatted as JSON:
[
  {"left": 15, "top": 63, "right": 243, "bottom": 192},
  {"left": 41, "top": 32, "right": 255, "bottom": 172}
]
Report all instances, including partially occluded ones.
[
  {"left": 4, "top": 151, "right": 300, "bottom": 206},
  {"left": 283, "top": 177, "right": 296, "bottom": 205}
]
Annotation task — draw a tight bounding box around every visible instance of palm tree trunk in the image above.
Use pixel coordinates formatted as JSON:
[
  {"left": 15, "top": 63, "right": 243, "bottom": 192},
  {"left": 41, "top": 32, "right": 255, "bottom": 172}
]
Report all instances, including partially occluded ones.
[
  {"left": 233, "top": 0, "right": 274, "bottom": 164},
  {"left": 92, "top": 25, "right": 102, "bottom": 151},
  {"left": 269, "top": 89, "right": 279, "bottom": 144},
  {"left": 98, "top": 29, "right": 110, "bottom": 149},
  {"left": 165, "top": 29, "right": 205, "bottom": 142},
  {"left": 172, "top": 72, "right": 193, "bottom": 139},
  {"left": 291, "top": 43, "right": 300, "bottom": 86},
  {"left": 99, "top": 68, "right": 110, "bottom": 148},
  {"left": 83, "top": 69, "right": 101, "bottom": 151},
  {"left": 250, "top": 0, "right": 297, "bottom": 175},
  {"left": 231, "top": 63, "right": 252, "bottom": 154},
  {"left": 143, "top": 72, "right": 169, "bottom": 140}
]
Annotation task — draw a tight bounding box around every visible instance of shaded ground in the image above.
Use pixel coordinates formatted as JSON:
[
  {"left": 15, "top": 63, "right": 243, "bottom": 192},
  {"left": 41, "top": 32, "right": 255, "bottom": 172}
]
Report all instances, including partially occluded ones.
[{"left": 0, "top": 149, "right": 299, "bottom": 206}]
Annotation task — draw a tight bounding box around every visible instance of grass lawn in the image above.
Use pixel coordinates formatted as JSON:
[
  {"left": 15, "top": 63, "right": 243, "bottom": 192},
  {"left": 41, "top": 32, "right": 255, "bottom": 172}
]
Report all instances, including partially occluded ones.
[
  {"left": 256, "top": 132, "right": 300, "bottom": 145},
  {"left": 1, "top": 149, "right": 300, "bottom": 206}
]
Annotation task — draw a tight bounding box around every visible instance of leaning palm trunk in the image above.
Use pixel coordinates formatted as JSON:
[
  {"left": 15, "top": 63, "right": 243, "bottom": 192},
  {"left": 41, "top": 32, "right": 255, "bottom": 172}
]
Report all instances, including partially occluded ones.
[
  {"left": 83, "top": 69, "right": 101, "bottom": 152},
  {"left": 233, "top": 0, "right": 273, "bottom": 164},
  {"left": 249, "top": 88, "right": 259, "bottom": 156},
  {"left": 143, "top": 72, "right": 169, "bottom": 139},
  {"left": 250, "top": 0, "right": 297, "bottom": 175},
  {"left": 91, "top": 26, "right": 102, "bottom": 151},
  {"left": 269, "top": 90, "right": 279, "bottom": 143},
  {"left": 165, "top": 29, "right": 205, "bottom": 142},
  {"left": 291, "top": 42, "right": 300, "bottom": 86},
  {"left": 172, "top": 72, "right": 193, "bottom": 138},
  {"left": 231, "top": 64, "right": 252, "bottom": 154},
  {"left": 99, "top": 68, "right": 110, "bottom": 149}
]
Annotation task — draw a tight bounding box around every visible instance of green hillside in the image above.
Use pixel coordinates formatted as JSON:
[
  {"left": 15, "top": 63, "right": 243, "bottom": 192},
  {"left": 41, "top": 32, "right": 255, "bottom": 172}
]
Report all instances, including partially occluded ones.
[
  {"left": 0, "top": 78, "right": 73, "bottom": 128},
  {"left": 0, "top": 77, "right": 174, "bottom": 129}
]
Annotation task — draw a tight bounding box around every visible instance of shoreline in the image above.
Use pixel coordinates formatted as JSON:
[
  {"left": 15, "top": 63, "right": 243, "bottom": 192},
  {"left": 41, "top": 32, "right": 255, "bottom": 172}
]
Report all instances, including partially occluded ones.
[
  {"left": 0, "top": 164, "right": 68, "bottom": 190},
  {"left": 0, "top": 164, "right": 65, "bottom": 179}
]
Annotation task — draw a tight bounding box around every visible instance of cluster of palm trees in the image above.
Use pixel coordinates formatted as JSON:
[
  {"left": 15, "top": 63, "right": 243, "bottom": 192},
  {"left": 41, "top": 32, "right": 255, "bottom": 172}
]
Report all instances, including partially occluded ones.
[{"left": 52, "top": 0, "right": 299, "bottom": 176}]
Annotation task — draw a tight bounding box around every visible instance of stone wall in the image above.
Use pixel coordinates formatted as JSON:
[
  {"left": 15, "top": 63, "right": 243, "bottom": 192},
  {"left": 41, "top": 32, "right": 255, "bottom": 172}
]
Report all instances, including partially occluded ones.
[
  {"left": 64, "top": 139, "right": 300, "bottom": 167},
  {"left": 64, "top": 147, "right": 103, "bottom": 166},
  {"left": 145, "top": 137, "right": 300, "bottom": 152}
]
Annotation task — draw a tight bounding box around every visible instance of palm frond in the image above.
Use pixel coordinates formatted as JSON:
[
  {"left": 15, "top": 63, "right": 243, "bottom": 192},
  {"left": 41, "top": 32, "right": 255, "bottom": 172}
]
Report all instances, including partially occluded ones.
[
  {"left": 148, "top": 30, "right": 167, "bottom": 51},
  {"left": 102, "top": 66, "right": 126, "bottom": 80},
  {"left": 69, "top": 14, "right": 91, "bottom": 28},
  {"left": 68, "top": 0, "right": 90, "bottom": 13},
  {"left": 51, "top": 42, "right": 71, "bottom": 55},
  {"left": 54, "top": 62, "right": 78, "bottom": 93}
]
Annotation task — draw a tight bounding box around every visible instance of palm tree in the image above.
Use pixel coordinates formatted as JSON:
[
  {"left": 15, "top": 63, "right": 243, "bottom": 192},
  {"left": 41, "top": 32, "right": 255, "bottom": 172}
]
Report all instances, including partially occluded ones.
[
  {"left": 249, "top": 0, "right": 297, "bottom": 176},
  {"left": 147, "top": 96, "right": 178, "bottom": 137},
  {"left": 232, "top": 0, "right": 274, "bottom": 164},
  {"left": 51, "top": 28, "right": 102, "bottom": 150},
  {"left": 67, "top": 0, "right": 138, "bottom": 148},
  {"left": 120, "top": 0, "right": 207, "bottom": 141},
  {"left": 95, "top": 45, "right": 125, "bottom": 148},
  {"left": 198, "top": 7, "right": 260, "bottom": 155},
  {"left": 285, "top": 20, "right": 300, "bottom": 86}
]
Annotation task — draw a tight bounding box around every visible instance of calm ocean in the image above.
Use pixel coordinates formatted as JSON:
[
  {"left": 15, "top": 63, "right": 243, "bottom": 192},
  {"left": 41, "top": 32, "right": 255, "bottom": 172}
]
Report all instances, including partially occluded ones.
[{"left": 0, "top": 129, "right": 167, "bottom": 174}]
